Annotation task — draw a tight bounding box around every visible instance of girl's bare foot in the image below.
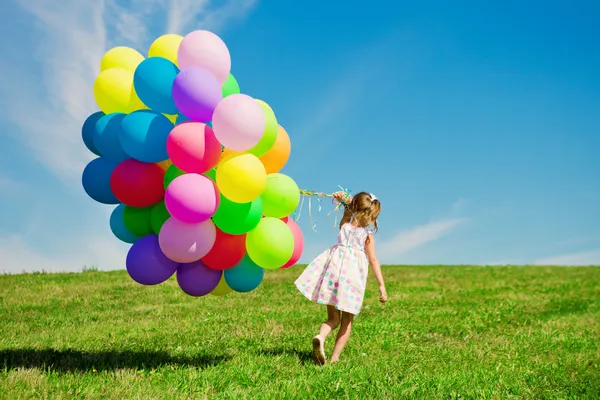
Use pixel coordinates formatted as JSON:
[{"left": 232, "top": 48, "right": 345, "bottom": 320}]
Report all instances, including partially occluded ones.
[{"left": 312, "top": 335, "right": 326, "bottom": 366}]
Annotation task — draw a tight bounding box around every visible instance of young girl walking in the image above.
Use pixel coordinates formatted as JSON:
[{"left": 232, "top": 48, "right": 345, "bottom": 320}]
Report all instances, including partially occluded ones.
[{"left": 294, "top": 191, "right": 387, "bottom": 365}]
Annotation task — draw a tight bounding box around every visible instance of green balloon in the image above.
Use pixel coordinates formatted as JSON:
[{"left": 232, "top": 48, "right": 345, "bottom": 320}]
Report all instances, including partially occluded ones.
[
  {"left": 247, "top": 101, "right": 277, "bottom": 157},
  {"left": 123, "top": 205, "right": 153, "bottom": 237},
  {"left": 150, "top": 201, "right": 171, "bottom": 234},
  {"left": 204, "top": 167, "right": 216, "bottom": 182},
  {"left": 222, "top": 73, "right": 240, "bottom": 98},
  {"left": 213, "top": 195, "right": 263, "bottom": 235},
  {"left": 261, "top": 173, "right": 300, "bottom": 218},
  {"left": 164, "top": 164, "right": 185, "bottom": 189},
  {"left": 246, "top": 217, "right": 294, "bottom": 270}
]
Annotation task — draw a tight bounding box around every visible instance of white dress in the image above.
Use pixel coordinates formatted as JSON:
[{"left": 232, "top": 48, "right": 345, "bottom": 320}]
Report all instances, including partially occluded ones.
[{"left": 294, "top": 223, "right": 371, "bottom": 315}]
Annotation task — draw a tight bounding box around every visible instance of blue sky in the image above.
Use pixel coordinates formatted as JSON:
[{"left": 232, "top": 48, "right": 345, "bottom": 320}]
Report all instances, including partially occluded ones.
[{"left": 1, "top": 0, "right": 599, "bottom": 273}]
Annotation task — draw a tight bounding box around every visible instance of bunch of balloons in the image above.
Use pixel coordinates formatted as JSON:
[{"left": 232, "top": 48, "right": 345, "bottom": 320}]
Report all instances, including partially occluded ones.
[{"left": 81, "top": 30, "right": 304, "bottom": 296}]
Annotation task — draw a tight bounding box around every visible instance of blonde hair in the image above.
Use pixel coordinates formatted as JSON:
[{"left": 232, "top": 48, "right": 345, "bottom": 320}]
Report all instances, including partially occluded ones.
[{"left": 339, "top": 192, "right": 381, "bottom": 232}]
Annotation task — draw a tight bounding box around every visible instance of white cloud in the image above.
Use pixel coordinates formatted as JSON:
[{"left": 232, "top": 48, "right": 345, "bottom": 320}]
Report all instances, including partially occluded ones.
[
  {"left": 0, "top": 234, "right": 129, "bottom": 274},
  {"left": 531, "top": 250, "right": 600, "bottom": 266},
  {"left": 0, "top": 0, "right": 257, "bottom": 183},
  {"left": 377, "top": 218, "right": 466, "bottom": 263}
]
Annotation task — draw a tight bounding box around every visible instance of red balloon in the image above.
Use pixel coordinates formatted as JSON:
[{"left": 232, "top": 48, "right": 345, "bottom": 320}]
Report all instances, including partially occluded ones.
[
  {"left": 110, "top": 159, "right": 165, "bottom": 207},
  {"left": 281, "top": 217, "right": 304, "bottom": 268},
  {"left": 202, "top": 228, "right": 246, "bottom": 270}
]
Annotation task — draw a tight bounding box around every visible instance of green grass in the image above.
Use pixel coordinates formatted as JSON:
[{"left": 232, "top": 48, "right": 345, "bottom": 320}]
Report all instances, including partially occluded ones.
[{"left": 1, "top": 266, "right": 599, "bottom": 399}]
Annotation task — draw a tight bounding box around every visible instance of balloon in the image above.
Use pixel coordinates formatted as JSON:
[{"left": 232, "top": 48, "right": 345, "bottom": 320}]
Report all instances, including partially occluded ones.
[
  {"left": 164, "top": 164, "right": 185, "bottom": 189},
  {"left": 82, "top": 111, "right": 104, "bottom": 156},
  {"left": 148, "top": 34, "right": 183, "bottom": 65},
  {"left": 172, "top": 67, "right": 221, "bottom": 122},
  {"left": 212, "top": 94, "right": 266, "bottom": 151},
  {"left": 166, "top": 122, "right": 221, "bottom": 173},
  {"left": 120, "top": 110, "right": 173, "bottom": 162},
  {"left": 109, "top": 204, "right": 138, "bottom": 243},
  {"left": 210, "top": 273, "right": 232, "bottom": 296},
  {"left": 219, "top": 147, "right": 238, "bottom": 163},
  {"left": 82, "top": 157, "right": 119, "bottom": 204},
  {"left": 93, "top": 68, "right": 145, "bottom": 114},
  {"left": 216, "top": 153, "right": 266, "bottom": 203},
  {"left": 259, "top": 125, "right": 291, "bottom": 174},
  {"left": 178, "top": 30, "right": 231, "bottom": 84},
  {"left": 222, "top": 73, "right": 240, "bottom": 98},
  {"left": 126, "top": 234, "right": 179, "bottom": 285},
  {"left": 110, "top": 159, "right": 165, "bottom": 207},
  {"left": 204, "top": 168, "right": 216, "bottom": 182},
  {"left": 224, "top": 255, "right": 264, "bottom": 293},
  {"left": 175, "top": 114, "right": 190, "bottom": 125},
  {"left": 100, "top": 46, "right": 144, "bottom": 73},
  {"left": 201, "top": 228, "right": 246, "bottom": 270},
  {"left": 133, "top": 57, "right": 180, "bottom": 114},
  {"left": 158, "top": 218, "right": 216, "bottom": 263},
  {"left": 261, "top": 173, "right": 301, "bottom": 218},
  {"left": 123, "top": 205, "right": 154, "bottom": 237},
  {"left": 212, "top": 195, "right": 262, "bottom": 235},
  {"left": 164, "top": 174, "right": 219, "bottom": 223},
  {"left": 281, "top": 217, "right": 304, "bottom": 268},
  {"left": 93, "top": 113, "right": 129, "bottom": 163},
  {"left": 150, "top": 200, "right": 170, "bottom": 234},
  {"left": 164, "top": 114, "right": 178, "bottom": 124},
  {"left": 156, "top": 159, "right": 172, "bottom": 170},
  {"left": 247, "top": 100, "right": 278, "bottom": 157},
  {"left": 246, "top": 217, "right": 294, "bottom": 269},
  {"left": 176, "top": 260, "right": 221, "bottom": 297}
]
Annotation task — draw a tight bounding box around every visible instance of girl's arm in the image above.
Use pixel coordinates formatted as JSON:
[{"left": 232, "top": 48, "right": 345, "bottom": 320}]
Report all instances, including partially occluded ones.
[{"left": 365, "top": 235, "right": 388, "bottom": 303}]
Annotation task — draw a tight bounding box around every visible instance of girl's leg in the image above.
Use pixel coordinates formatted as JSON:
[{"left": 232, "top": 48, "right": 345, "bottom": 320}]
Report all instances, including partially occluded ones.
[
  {"left": 330, "top": 312, "right": 354, "bottom": 362},
  {"left": 312, "top": 306, "right": 340, "bottom": 365}
]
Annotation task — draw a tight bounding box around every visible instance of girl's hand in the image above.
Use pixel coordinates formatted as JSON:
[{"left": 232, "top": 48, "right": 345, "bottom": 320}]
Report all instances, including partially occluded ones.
[
  {"left": 379, "top": 286, "right": 388, "bottom": 303},
  {"left": 332, "top": 191, "right": 350, "bottom": 202}
]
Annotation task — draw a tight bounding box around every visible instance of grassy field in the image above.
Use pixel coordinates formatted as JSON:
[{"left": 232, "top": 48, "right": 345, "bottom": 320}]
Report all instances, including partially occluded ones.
[{"left": 1, "top": 265, "right": 599, "bottom": 399}]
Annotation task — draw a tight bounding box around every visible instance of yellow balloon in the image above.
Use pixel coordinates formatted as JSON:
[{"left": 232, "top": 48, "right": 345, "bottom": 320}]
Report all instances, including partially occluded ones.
[
  {"left": 148, "top": 34, "right": 183, "bottom": 66},
  {"left": 93, "top": 68, "right": 145, "bottom": 114},
  {"left": 217, "top": 154, "right": 266, "bottom": 203},
  {"left": 163, "top": 114, "right": 178, "bottom": 124},
  {"left": 211, "top": 273, "right": 232, "bottom": 296},
  {"left": 156, "top": 159, "right": 173, "bottom": 170},
  {"left": 100, "top": 46, "right": 144, "bottom": 73}
]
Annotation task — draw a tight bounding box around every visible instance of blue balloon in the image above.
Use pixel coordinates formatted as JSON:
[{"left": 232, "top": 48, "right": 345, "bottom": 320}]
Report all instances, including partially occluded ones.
[
  {"left": 82, "top": 157, "right": 119, "bottom": 204},
  {"left": 207, "top": 121, "right": 212, "bottom": 128},
  {"left": 224, "top": 255, "right": 265, "bottom": 293},
  {"left": 110, "top": 204, "right": 138, "bottom": 243},
  {"left": 175, "top": 114, "right": 190, "bottom": 125},
  {"left": 93, "top": 113, "right": 129, "bottom": 163},
  {"left": 120, "top": 110, "right": 173, "bottom": 163},
  {"left": 133, "top": 57, "right": 180, "bottom": 114},
  {"left": 82, "top": 111, "right": 104, "bottom": 156}
]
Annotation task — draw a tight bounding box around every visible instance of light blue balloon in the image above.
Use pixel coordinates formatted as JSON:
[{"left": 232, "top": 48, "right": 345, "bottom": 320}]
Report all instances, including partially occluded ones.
[
  {"left": 207, "top": 121, "right": 212, "bottom": 128},
  {"left": 93, "top": 113, "right": 129, "bottom": 163},
  {"left": 120, "top": 110, "right": 173, "bottom": 163},
  {"left": 224, "top": 255, "right": 264, "bottom": 293},
  {"left": 82, "top": 157, "right": 119, "bottom": 204},
  {"left": 110, "top": 204, "right": 138, "bottom": 243},
  {"left": 133, "top": 57, "right": 180, "bottom": 114},
  {"left": 82, "top": 111, "right": 104, "bottom": 156},
  {"left": 175, "top": 114, "right": 190, "bottom": 125}
]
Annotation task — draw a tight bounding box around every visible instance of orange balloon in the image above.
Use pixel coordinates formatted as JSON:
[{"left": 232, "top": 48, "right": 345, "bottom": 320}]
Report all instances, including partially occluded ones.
[
  {"left": 259, "top": 125, "right": 291, "bottom": 173},
  {"left": 156, "top": 159, "right": 173, "bottom": 170},
  {"left": 220, "top": 147, "right": 238, "bottom": 162}
]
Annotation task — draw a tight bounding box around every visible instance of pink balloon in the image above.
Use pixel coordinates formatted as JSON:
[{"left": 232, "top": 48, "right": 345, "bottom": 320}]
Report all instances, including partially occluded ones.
[
  {"left": 167, "top": 122, "right": 221, "bottom": 173},
  {"left": 212, "top": 94, "right": 266, "bottom": 151},
  {"left": 281, "top": 217, "right": 304, "bottom": 269},
  {"left": 177, "top": 30, "right": 231, "bottom": 85},
  {"left": 165, "top": 173, "right": 220, "bottom": 223},
  {"left": 158, "top": 217, "right": 217, "bottom": 263}
]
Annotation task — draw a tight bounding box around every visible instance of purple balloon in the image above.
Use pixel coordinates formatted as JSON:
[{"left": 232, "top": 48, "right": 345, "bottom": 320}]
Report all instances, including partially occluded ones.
[
  {"left": 126, "top": 235, "right": 179, "bottom": 285},
  {"left": 177, "top": 261, "right": 222, "bottom": 296},
  {"left": 172, "top": 67, "right": 222, "bottom": 122}
]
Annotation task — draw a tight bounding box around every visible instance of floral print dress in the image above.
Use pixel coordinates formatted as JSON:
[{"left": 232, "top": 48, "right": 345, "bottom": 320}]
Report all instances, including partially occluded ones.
[{"left": 294, "top": 222, "right": 370, "bottom": 315}]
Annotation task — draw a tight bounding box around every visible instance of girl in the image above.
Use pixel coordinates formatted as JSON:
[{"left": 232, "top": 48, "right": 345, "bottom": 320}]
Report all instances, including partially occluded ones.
[{"left": 294, "top": 191, "right": 387, "bottom": 365}]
